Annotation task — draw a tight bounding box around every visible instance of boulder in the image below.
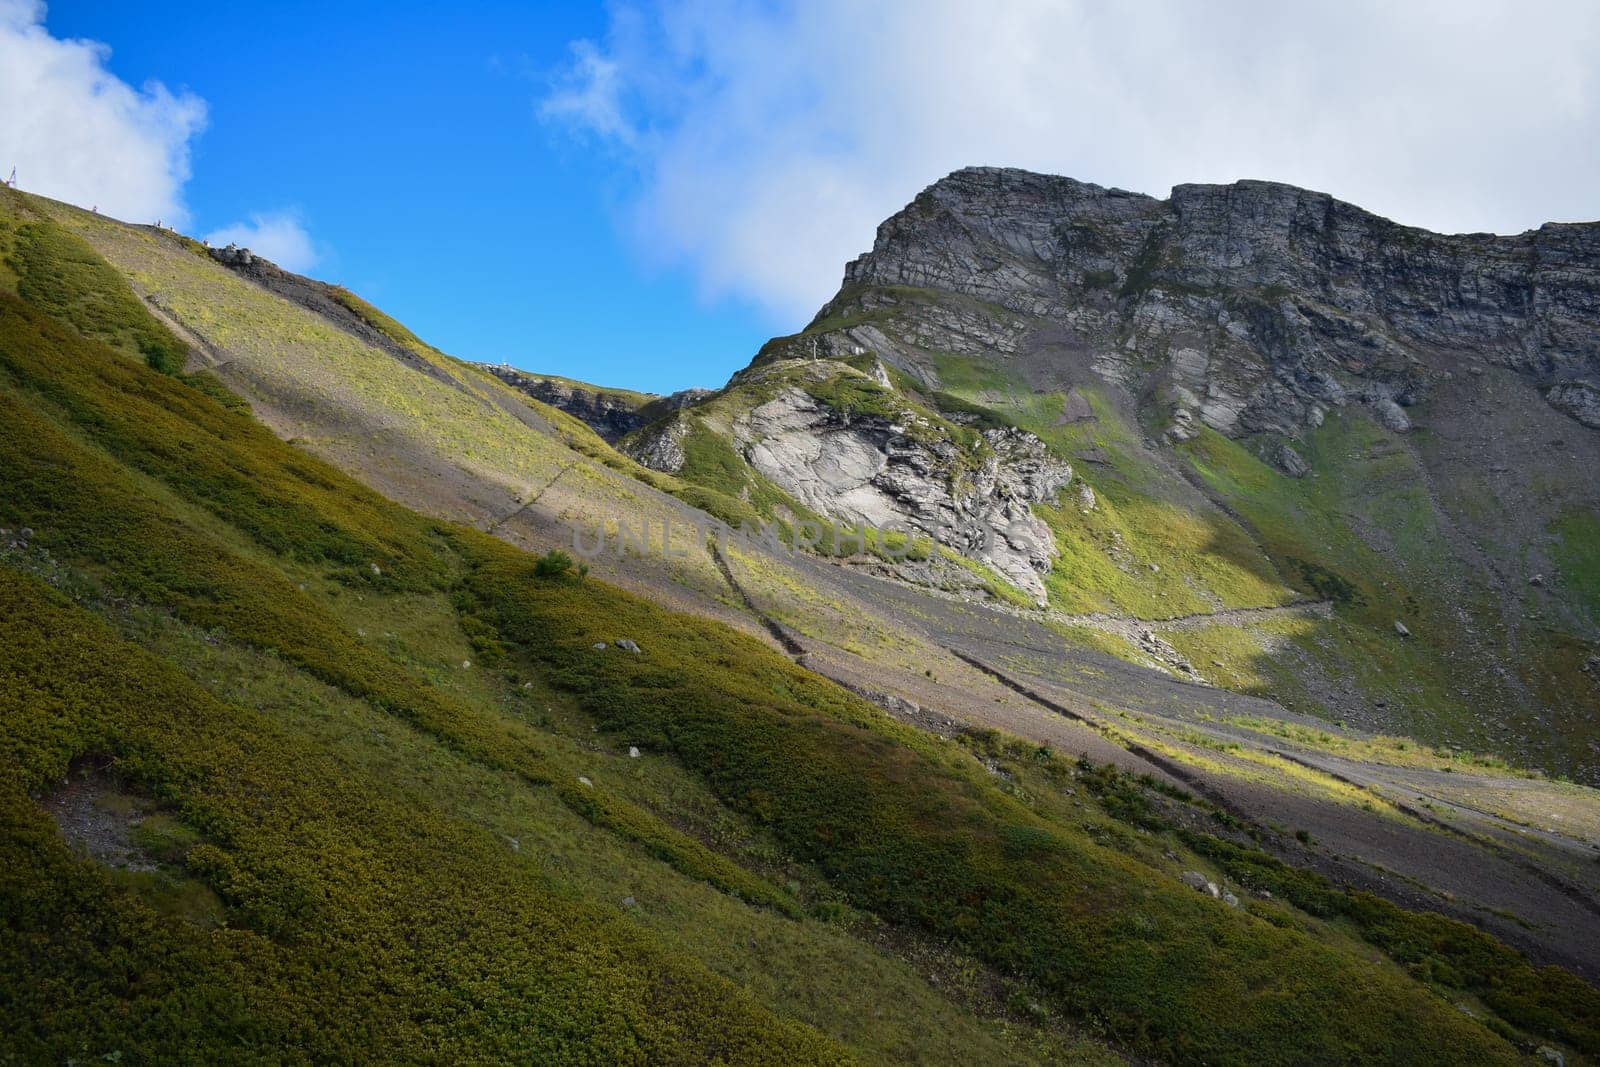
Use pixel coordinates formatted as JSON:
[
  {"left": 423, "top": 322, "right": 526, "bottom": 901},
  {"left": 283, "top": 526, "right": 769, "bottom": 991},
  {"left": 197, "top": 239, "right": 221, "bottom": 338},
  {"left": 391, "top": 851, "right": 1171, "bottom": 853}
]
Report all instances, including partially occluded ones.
[
  {"left": 1372, "top": 397, "right": 1412, "bottom": 434},
  {"left": 1060, "top": 388, "right": 1094, "bottom": 422},
  {"left": 1273, "top": 442, "right": 1309, "bottom": 479},
  {"left": 1166, "top": 406, "right": 1199, "bottom": 443},
  {"left": 1547, "top": 380, "right": 1600, "bottom": 430}
]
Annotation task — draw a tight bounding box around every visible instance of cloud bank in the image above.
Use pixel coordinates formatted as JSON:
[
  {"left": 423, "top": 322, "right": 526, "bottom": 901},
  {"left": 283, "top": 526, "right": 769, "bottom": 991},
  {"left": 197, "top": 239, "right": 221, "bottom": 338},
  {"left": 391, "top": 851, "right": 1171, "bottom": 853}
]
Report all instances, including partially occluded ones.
[
  {"left": 204, "top": 210, "right": 320, "bottom": 273},
  {"left": 543, "top": 0, "right": 1600, "bottom": 325},
  {"left": 0, "top": 0, "right": 205, "bottom": 225}
]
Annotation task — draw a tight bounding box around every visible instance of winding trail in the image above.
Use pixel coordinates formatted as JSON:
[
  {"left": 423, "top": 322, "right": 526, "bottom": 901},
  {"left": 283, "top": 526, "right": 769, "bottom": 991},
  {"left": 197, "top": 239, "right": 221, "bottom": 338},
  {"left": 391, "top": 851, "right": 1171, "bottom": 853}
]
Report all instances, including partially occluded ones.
[
  {"left": 708, "top": 541, "right": 807, "bottom": 656},
  {"left": 484, "top": 462, "right": 577, "bottom": 534},
  {"left": 1046, "top": 597, "right": 1334, "bottom": 633},
  {"left": 857, "top": 558, "right": 1333, "bottom": 640}
]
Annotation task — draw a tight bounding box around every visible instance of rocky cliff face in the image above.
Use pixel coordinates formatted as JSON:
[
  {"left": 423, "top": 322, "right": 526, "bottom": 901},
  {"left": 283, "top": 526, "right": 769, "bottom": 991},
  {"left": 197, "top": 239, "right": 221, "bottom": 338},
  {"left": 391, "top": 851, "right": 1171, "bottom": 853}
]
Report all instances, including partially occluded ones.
[
  {"left": 815, "top": 168, "right": 1600, "bottom": 451},
  {"left": 479, "top": 365, "right": 710, "bottom": 442}
]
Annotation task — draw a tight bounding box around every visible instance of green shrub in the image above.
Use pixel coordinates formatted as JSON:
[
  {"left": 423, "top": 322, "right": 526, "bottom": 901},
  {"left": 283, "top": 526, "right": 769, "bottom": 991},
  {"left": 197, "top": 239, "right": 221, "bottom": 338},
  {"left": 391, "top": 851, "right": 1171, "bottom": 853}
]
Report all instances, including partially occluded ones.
[{"left": 534, "top": 548, "right": 577, "bottom": 578}]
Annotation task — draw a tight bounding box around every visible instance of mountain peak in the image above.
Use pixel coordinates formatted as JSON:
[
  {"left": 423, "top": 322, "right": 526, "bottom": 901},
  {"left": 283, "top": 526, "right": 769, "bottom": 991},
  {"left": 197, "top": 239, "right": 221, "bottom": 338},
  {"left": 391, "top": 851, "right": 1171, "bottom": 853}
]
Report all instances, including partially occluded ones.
[{"left": 830, "top": 165, "right": 1597, "bottom": 439}]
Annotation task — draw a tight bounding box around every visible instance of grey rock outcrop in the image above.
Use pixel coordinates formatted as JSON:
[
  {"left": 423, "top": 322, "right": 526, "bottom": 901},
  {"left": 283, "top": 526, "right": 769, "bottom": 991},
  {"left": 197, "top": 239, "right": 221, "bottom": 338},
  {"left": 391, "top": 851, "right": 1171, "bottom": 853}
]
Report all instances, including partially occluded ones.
[
  {"left": 730, "top": 372, "right": 1072, "bottom": 602},
  {"left": 625, "top": 414, "right": 690, "bottom": 473}
]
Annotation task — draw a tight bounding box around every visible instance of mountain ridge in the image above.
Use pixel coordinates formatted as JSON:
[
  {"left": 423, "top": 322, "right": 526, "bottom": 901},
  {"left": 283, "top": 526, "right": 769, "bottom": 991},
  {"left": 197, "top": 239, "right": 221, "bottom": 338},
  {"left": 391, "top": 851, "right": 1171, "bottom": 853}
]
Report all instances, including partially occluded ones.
[{"left": 829, "top": 165, "right": 1599, "bottom": 435}]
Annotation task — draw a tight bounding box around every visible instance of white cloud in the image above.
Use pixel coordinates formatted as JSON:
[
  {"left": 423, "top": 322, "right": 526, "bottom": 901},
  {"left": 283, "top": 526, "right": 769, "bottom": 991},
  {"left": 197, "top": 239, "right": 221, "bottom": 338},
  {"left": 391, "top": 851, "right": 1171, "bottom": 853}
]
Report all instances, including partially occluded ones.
[
  {"left": 544, "top": 0, "right": 1600, "bottom": 325},
  {"left": 0, "top": 0, "right": 206, "bottom": 225},
  {"left": 204, "top": 211, "right": 320, "bottom": 273},
  {"left": 540, "top": 40, "right": 638, "bottom": 146}
]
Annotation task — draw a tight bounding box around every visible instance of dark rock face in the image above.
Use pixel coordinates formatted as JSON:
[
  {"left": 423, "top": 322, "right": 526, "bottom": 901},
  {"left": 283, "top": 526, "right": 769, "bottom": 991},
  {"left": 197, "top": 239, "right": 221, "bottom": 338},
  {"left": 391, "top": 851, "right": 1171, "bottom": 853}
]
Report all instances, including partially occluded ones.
[
  {"left": 478, "top": 365, "right": 710, "bottom": 442},
  {"left": 825, "top": 167, "right": 1600, "bottom": 439},
  {"left": 481, "top": 368, "right": 650, "bottom": 440}
]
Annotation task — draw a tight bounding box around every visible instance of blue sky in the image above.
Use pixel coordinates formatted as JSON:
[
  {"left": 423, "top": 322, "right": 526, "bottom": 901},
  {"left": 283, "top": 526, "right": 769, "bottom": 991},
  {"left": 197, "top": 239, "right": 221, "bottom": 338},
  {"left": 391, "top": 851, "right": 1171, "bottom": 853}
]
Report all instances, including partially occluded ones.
[
  {"left": 26, "top": 1, "right": 779, "bottom": 393},
  {"left": 6, "top": 2, "right": 1599, "bottom": 394}
]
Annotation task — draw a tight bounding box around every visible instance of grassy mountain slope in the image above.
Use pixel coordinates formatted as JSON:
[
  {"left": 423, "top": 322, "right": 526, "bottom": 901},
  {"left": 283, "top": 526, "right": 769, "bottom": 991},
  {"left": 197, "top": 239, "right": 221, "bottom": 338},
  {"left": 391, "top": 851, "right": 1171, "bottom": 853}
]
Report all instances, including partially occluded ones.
[{"left": 4, "top": 188, "right": 1599, "bottom": 1062}]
